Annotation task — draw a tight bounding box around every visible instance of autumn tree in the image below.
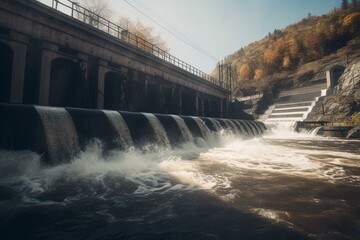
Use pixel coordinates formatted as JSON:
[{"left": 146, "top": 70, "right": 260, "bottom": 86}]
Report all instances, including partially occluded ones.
[
  {"left": 254, "top": 68, "right": 266, "bottom": 80},
  {"left": 117, "top": 17, "right": 169, "bottom": 52},
  {"left": 343, "top": 12, "right": 360, "bottom": 37},
  {"left": 238, "top": 64, "right": 251, "bottom": 80},
  {"left": 212, "top": 2, "right": 360, "bottom": 95},
  {"left": 75, "top": 0, "right": 112, "bottom": 28}
]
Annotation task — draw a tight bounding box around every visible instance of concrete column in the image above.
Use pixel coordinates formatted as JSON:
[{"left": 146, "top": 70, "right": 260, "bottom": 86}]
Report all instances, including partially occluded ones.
[
  {"left": 195, "top": 92, "right": 199, "bottom": 116},
  {"left": 200, "top": 96, "right": 204, "bottom": 117},
  {"left": 326, "top": 69, "right": 334, "bottom": 89},
  {"left": 97, "top": 60, "right": 107, "bottom": 109},
  {"left": 39, "top": 50, "right": 57, "bottom": 105},
  {"left": 179, "top": 88, "right": 182, "bottom": 115},
  {"left": 220, "top": 99, "right": 222, "bottom": 117},
  {"left": 9, "top": 42, "right": 27, "bottom": 103}
]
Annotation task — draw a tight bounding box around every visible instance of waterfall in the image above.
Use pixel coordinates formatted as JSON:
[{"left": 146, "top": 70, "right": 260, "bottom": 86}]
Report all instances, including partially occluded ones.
[
  {"left": 231, "top": 120, "right": 246, "bottom": 135},
  {"left": 248, "top": 121, "right": 260, "bottom": 135},
  {"left": 170, "top": 115, "right": 194, "bottom": 143},
  {"left": 246, "top": 121, "right": 257, "bottom": 135},
  {"left": 191, "top": 117, "right": 212, "bottom": 140},
  {"left": 102, "top": 110, "right": 133, "bottom": 149},
  {"left": 225, "top": 120, "right": 239, "bottom": 134},
  {"left": 217, "top": 119, "right": 231, "bottom": 132},
  {"left": 142, "top": 113, "right": 171, "bottom": 147},
  {"left": 239, "top": 120, "right": 252, "bottom": 136},
  {"left": 254, "top": 122, "right": 264, "bottom": 134},
  {"left": 257, "top": 121, "right": 267, "bottom": 131},
  {"left": 35, "top": 106, "right": 79, "bottom": 163},
  {"left": 309, "top": 126, "right": 324, "bottom": 136},
  {"left": 208, "top": 118, "right": 222, "bottom": 132}
]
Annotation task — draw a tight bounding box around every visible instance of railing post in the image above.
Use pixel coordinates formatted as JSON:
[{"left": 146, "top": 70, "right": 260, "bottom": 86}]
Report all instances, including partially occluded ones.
[
  {"left": 53, "top": 0, "right": 59, "bottom": 9},
  {"left": 71, "top": 2, "right": 74, "bottom": 17}
]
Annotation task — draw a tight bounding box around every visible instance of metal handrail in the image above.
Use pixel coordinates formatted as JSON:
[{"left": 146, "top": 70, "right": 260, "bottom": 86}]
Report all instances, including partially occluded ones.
[{"left": 49, "top": 0, "right": 229, "bottom": 90}]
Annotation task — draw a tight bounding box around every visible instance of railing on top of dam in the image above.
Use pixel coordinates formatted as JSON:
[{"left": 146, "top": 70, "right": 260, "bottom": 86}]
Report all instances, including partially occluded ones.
[{"left": 49, "top": 0, "right": 230, "bottom": 90}]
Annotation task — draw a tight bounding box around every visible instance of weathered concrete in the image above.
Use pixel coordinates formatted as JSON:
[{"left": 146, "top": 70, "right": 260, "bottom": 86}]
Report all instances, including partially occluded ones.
[
  {"left": 323, "top": 126, "right": 353, "bottom": 138},
  {"left": 0, "top": 0, "right": 232, "bottom": 117}
]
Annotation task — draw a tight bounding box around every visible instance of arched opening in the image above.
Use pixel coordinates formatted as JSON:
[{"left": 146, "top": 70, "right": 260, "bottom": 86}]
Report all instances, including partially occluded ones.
[
  {"left": 50, "top": 58, "right": 89, "bottom": 107},
  {"left": 104, "top": 71, "right": 128, "bottom": 110},
  {"left": 181, "top": 89, "right": 197, "bottom": 116},
  {"left": 0, "top": 42, "right": 14, "bottom": 103},
  {"left": 332, "top": 65, "right": 346, "bottom": 86}
]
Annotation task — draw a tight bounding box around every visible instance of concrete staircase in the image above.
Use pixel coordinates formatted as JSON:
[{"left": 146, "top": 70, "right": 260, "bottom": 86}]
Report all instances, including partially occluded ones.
[{"left": 259, "top": 83, "right": 328, "bottom": 122}]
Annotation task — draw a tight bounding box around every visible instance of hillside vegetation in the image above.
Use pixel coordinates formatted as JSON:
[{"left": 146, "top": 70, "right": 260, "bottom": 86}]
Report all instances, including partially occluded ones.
[{"left": 215, "top": 2, "right": 360, "bottom": 96}]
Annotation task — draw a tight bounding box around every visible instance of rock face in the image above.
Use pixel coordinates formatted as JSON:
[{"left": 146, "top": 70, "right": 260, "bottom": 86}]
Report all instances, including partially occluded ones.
[
  {"left": 315, "top": 60, "right": 360, "bottom": 122},
  {"left": 347, "top": 127, "right": 360, "bottom": 138}
]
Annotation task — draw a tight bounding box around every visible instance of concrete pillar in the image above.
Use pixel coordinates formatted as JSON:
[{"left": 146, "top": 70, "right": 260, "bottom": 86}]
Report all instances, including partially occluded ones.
[
  {"left": 39, "top": 50, "right": 57, "bottom": 105},
  {"left": 195, "top": 92, "right": 199, "bottom": 116},
  {"left": 159, "top": 83, "right": 164, "bottom": 113},
  {"left": 97, "top": 60, "right": 107, "bottom": 109},
  {"left": 220, "top": 99, "right": 222, "bottom": 117},
  {"left": 179, "top": 88, "right": 182, "bottom": 115},
  {"left": 9, "top": 42, "right": 27, "bottom": 103},
  {"left": 326, "top": 69, "right": 334, "bottom": 89},
  {"left": 200, "top": 96, "right": 204, "bottom": 116}
]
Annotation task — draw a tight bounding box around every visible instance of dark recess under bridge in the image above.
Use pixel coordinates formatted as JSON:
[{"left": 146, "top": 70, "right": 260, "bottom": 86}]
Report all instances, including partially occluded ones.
[{"left": 0, "top": 0, "right": 244, "bottom": 118}]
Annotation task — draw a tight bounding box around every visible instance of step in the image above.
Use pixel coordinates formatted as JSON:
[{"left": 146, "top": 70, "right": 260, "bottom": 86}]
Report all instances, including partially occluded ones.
[
  {"left": 272, "top": 107, "right": 309, "bottom": 113},
  {"left": 279, "top": 83, "right": 327, "bottom": 97},
  {"left": 265, "top": 117, "right": 303, "bottom": 122},
  {"left": 276, "top": 91, "right": 322, "bottom": 104},
  {"left": 275, "top": 101, "right": 313, "bottom": 109},
  {"left": 268, "top": 113, "right": 304, "bottom": 119}
]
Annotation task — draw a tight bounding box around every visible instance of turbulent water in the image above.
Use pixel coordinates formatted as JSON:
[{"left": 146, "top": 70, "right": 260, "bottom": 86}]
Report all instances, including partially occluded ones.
[{"left": 0, "top": 125, "right": 359, "bottom": 240}]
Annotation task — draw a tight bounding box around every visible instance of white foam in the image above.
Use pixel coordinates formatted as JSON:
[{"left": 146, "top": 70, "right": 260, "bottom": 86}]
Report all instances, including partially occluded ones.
[{"left": 1, "top": 123, "right": 359, "bottom": 210}]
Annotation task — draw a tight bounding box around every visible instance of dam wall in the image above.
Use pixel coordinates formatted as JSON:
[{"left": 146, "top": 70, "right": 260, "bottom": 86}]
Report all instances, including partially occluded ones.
[{"left": 0, "top": 103, "right": 266, "bottom": 165}]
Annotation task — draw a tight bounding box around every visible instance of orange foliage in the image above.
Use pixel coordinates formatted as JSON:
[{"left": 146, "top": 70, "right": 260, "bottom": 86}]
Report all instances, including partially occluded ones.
[
  {"left": 238, "top": 64, "right": 251, "bottom": 80},
  {"left": 217, "top": 2, "right": 360, "bottom": 94},
  {"left": 254, "top": 68, "right": 266, "bottom": 80}
]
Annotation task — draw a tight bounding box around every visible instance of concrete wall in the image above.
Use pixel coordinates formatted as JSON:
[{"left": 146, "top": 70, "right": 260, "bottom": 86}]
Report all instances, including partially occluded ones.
[{"left": 0, "top": 0, "right": 230, "bottom": 117}]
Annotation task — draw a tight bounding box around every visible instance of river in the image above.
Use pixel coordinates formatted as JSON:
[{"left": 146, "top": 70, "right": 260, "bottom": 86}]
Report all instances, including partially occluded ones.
[{"left": 0, "top": 124, "right": 359, "bottom": 240}]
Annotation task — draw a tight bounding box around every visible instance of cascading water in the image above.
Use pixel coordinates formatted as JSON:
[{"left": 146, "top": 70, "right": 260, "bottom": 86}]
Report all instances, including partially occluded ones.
[
  {"left": 239, "top": 120, "right": 252, "bottom": 136},
  {"left": 230, "top": 120, "right": 245, "bottom": 135},
  {"left": 233, "top": 120, "right": 249, "bottom": 136},
  {"left": 224, "top": 119, "right": 239, "bottom": 134},
  {"left": 35, "top": 106, "right": 79, "bottom": 163},
  {"left": 308, "top": 126, "right": 324, "bottom": 136},
  {"left": 191, "top": 116, "right": 212, "bottom": 140},
  {"left": 248, "top": 121, "right": 261, "bottom": 135},
  {"left": 243, "top": 121, "right": 256, "bottom": 135},
  {"left": 170, "top": 115, "right": 194, "bottom": 143},
  {"left": 142, "top": 113, "right": 171, "bottom": 147},
  {"left": 208, "top": 118, "right": 222, "bottom": 132},
  {"left": 102, "top": 110, "right": 133, "bottom": 148},
  {"left": 1, "top": 104, "right": 358, "bottom": 240}
]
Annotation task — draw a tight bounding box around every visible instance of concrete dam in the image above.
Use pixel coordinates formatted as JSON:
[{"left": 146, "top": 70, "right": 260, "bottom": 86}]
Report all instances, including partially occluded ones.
[
  {"left": 0, "top": 103, "right": 266, "bottom": 164},
  {"left": 0, "top": 0, "right": 264, "bottom": 164}
]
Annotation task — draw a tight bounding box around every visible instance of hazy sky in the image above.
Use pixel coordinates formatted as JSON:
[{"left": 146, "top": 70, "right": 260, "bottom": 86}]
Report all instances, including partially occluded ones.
[{"left": 39, "top": 0, "right": 342, "bottom": 73}]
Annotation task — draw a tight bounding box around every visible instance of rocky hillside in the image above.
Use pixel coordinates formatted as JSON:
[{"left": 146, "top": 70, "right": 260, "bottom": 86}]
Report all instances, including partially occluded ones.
[
  {"left": 312, "top": 60, "right": 360, "bottom": 126},
  {"left": 213, "top": 2, "right": 360, "bottom": 97}
]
